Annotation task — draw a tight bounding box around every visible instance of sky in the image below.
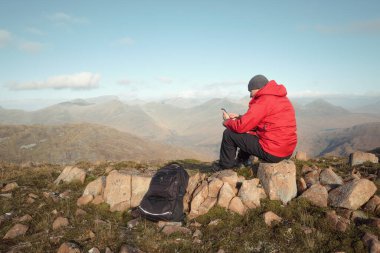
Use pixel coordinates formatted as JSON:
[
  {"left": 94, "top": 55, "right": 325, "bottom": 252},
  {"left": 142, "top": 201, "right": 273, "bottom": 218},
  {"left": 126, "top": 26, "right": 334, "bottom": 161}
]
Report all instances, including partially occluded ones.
[{"left": 1, "top": 0, "right": 380, "bottom": 110}]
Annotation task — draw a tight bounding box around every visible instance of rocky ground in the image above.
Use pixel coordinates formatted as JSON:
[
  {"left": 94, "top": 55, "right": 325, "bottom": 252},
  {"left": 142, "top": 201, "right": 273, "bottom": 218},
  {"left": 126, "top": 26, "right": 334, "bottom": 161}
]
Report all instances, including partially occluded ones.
[{"left": 0, "top": 155, "right": 380, "bottom": 253}]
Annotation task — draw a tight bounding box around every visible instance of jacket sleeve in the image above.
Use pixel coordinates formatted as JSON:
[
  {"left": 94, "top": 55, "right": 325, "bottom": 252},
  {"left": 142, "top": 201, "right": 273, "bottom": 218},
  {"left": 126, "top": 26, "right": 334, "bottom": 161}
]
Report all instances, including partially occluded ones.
[{"left": 224, "top": 98, "right": 268, "bottom": 133}]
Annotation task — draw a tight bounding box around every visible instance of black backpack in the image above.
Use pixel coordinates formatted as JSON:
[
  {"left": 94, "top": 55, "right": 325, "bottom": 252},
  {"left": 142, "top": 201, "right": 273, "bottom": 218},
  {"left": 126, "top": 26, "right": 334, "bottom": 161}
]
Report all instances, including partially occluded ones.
[{"left": 138, "top": 163, "right": 189, "bottom": 221}]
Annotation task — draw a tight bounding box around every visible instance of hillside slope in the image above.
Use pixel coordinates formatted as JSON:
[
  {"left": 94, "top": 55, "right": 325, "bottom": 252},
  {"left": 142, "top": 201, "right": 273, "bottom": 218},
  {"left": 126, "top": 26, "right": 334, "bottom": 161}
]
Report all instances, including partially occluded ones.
[
  {"left": 0, "top": 123, "right": 210, "bottom": 164},
  {"left": 318, "top": 122, "right": 380, "bottom": 156}
]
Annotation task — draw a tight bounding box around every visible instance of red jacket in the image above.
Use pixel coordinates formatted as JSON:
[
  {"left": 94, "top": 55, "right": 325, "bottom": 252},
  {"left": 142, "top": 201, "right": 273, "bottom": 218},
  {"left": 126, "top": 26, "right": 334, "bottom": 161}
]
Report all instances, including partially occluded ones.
[{"left": 224, "top": 80, "right": 297, "bottom": 157}]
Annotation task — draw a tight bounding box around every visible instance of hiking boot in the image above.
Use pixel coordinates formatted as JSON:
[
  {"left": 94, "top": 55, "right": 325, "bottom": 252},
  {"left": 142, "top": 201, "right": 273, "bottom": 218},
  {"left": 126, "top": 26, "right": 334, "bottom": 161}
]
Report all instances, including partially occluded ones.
[{"left": 211, "top": 162, "right": 224, "bottom": 172}]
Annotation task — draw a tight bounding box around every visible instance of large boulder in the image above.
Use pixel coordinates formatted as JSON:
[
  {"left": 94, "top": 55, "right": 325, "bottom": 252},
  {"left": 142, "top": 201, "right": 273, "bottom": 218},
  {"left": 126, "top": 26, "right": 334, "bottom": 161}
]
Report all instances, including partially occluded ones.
[
  {"left": 189, "top": 181, "right": 209, "bottom": 217},
  {"left": 216, "top": 170, "right": 239, "bottom": 188},
  {"left": 257, "top": 160, "right": 297, "bottom": 204},
  {"left": 228, "top": 196, "right": 247, "bottom": 215},
  {"left": 319, "top": 167, "right": 343, "bottom": 189},
  {"left": 349, "top": 151, "right": 378, "bottom": 166},
  {"left": 198, "top": 197, "right": 218, "bottom": 216},
  {"left": 217, "top": 182, "right": 236, "bottom": 208},
  {"left": 299, "top": 184, "right": 328, "bottom": 207},
  {"left": 328, "top": 179, "right": 377, "bottom": 210},
  {"left": 54, "top": 166, "right": 86, "bottom": 185},
  {"left": 103, "top": 170, "right": 132, "bottom": 212},
  {"left": 208, "top": 178, "right": 224, "bottom": 198},
  {"left": 238, "top": 179, "right": 266, "bottom": 208},
  {"left": 83, "top": 176, "right": 106, "bottom": 197},
  {"left": 131, "top": 173, "right": 152, "bottom": 208},
  {"left": 183, "top": 172, "right": 203, "bottom": 213}
]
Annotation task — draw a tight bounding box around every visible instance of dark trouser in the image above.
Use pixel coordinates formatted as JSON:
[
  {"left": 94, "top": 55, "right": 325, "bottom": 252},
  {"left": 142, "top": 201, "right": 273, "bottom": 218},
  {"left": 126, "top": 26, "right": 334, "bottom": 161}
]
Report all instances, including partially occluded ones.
[{"left": 219, "top": 128, "right": 291, "bottom": 168}]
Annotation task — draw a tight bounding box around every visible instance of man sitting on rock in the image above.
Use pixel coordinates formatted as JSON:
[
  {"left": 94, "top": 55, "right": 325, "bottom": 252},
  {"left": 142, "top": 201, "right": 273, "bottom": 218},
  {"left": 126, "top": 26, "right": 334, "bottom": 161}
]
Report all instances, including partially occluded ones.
[{"left": 217, "top": 74, "right": 297, "bottom": 169}]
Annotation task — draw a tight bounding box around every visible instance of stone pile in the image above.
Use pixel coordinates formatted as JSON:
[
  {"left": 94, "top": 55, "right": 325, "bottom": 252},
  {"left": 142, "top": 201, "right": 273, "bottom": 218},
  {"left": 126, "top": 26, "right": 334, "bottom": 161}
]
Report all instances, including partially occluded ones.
[{"left": 62, "top": 151, "right": 378, "bottom": 217}]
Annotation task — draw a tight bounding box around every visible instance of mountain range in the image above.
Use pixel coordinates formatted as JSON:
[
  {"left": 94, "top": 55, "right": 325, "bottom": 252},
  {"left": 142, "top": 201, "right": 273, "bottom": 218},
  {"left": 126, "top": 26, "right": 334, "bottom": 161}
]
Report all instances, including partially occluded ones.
[{"left": 0, "top": 96, "right": 379, "bottom": 163}]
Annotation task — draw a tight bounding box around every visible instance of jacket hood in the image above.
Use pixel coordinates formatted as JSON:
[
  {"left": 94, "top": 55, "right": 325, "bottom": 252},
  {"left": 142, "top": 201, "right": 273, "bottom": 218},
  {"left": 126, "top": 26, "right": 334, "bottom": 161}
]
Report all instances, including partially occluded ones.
[{"left": 255, "top": 80, "right": 287, "bottom": 98}]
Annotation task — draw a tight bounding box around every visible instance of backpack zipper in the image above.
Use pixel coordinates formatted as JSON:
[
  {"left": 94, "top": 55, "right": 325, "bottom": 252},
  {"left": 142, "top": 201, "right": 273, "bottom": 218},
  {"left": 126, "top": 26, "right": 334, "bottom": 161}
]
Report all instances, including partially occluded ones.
[{"left": 138, "top": 206, "right": 172, "bottom": 216}]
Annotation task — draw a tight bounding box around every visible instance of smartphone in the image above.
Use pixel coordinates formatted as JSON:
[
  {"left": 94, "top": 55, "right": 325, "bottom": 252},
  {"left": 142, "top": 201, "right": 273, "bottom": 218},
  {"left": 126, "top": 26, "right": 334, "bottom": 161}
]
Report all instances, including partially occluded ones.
[{"left": 221, "top": 108, "right": 228, "bottom": 114}]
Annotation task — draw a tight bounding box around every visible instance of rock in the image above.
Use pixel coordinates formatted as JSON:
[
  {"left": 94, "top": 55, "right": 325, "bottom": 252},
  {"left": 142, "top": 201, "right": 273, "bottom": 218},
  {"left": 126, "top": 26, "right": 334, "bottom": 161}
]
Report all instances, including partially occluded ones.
[
  {"left": 257, "top": 160, "right": 297, "bottom": 204},
  {"left": 127, "top": 218, "right": 139, "bottom": 228},
  {"left": 208, "top": 219, "right": 221, "bottom": 226},
  {"left": 28, "top": 193, "right": 38, "bottom": 199},
  {"left": 80, "top": 230, "right": 96, "bottom": 241},
  {"left": 370, "top": 240, "right": 380, "bottom": 253},
  {"left": 190, "top": 221, "right": 202, "bottom": 227},
  {"left": 198, "top": 197, "right": 217, "bottom": 215},
  {"left": 301, "top": 164, "right": 315, "bottom": 175},
  {"left": 186, "top": 172, "right": 203, "bottom": 195},
  {"left": 328, "top": 179, "right": 377, "bottom": 210},
  {"left": 362, "top": 232, "right": 380, "bottom": 253},
  {"left": 238, "top": 179, "right": 265, "bottom": 208},
  {"left": 105, "top": 247, "right": 113, "bottom": 253},
  {"left": 91, "top": 195, "right": 104, "bottom": 205},
  {"left": 319, "top": 167, "right": 343, "bottom": 189},
  {"left": 263, "top": 211, "right": 282, "bottom": 226},
  {"left": 130, "top": 174, "right": 152, "bottom": 208},
  {"left": 3, "top": 223, "right": 28, "bottom": 239},
  {"left": 299, "top": 184, "right": 328, "bottom": 207},
  {"left": 351, "top": 210, "right": 368, "bottom": 223},
  {"left": 208, "top": 178, "right": 223, "bottom": 198},
  {"left": 14, "top": 214, "right": 32, "bottom": 223},
  {"left": 59, "top": 190, "right": 71, "bottom": 198},
  {"left": 26, "top": 197, "right": 35, "bottom": 203},
  {"left": 0, "top": 193, "right": 12, "bottom": 198},
  {"left": 75, "top": 209, "right": 87, "bottom": 216},
  {"left": 193, "top": 238, "right": 202, "bottom": 244},
  {"left": 57, "top": 242, "right": 81, "bottom": 253},
  {"left": 119, "top": 244, "right": 144, "bottom": 253},
  {"left": 193, "top": 229, "right": 202, "bottom": 238},
  {"left": 189, "top": 181, "right": 208, "bottom": 217},
  {"left": 52, "top": 217, "right": 69, "bottom": 230},
  {"left": 228, "top": 196, "right": 247, "bottom": 215},
  {"left": 349, "top": 151, "right": 378, "bottom": 166},
  {"left": 2, "top": 182, "right": 19, "bottom": 192},
  {"left": 103, "top": 170, "right": 132, "bottom": 212},
  {"left": 296, "top": 177, "right": 307, "bottom": 195},
  {"left": 217, "top": 182, "right": 236, "bottom": 209},
  {"left": 295, "top": 151, "right": 308, "bottom": 161},
  {"left": 368, "top": 218, "right": 380, "bottom": 229},
  {"left": 304, "top": 169, "right": 321, "bottom": 187},
  {"left": 161, "top": 225, "right": 191, "bottom": 235},
  {"left": 88, "top": 248, "right": 100, "bottom": 253},
  {"left": 54, "top": 166, "right": 86, "bottom": 185},
  {"left": 325, "top": 210, "right": 350, "bottom": 232},
  {"left": 217, "top": 250, "right": 225, "bottom": 253},
  {"left": 216, "top": 169, "right": 239, "bottom": 188},
  {"left": 77, "top": 195, "right": 94, "bottom": 206},
  {"left": 157, "top": 221, "right": 182, "bottom": 228},
  {"left": 83, "top": 176, "right": 106, "bottom": 197},
  {"left": 364, "top": 195, "right": 380, "bottom": 212},
  {"left": 362, "top": 232, "right": 378, "bottom": 246}
]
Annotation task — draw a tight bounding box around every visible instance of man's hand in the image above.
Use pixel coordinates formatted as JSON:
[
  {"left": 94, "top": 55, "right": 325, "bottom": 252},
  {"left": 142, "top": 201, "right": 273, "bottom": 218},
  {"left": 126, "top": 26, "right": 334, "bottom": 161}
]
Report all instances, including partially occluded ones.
[
  {"left": 222, "top": 111, "right": 230, "bottom": 120},
  {"left": 228, "top": 113, "right": 240, "bottom": 119}
]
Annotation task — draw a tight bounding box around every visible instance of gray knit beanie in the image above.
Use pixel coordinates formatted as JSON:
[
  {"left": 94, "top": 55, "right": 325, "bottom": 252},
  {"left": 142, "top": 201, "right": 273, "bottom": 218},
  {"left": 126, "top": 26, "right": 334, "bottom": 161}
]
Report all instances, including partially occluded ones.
[{"left": 248, "top": 75, "right": 269, "bottom": 91}]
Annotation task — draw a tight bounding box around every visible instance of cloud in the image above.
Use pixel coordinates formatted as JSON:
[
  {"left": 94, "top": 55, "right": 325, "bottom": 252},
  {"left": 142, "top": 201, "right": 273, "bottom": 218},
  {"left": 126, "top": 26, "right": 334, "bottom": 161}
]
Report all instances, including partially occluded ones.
[
  {"left": 8, "top": 72, "right": 100, "bottom": 90},
  {"left": 313, "top": 19, "right": 380, "bottom": 35},
  {"left": 117, "top": 78, "right": 145, "bottom": 86},
  {"left": 0, "top": 29, "right": 11, "bottom": 48},
  {"left": 113, "top": 37, "right": 135, "bottom": 46},
  {"left": 19, "top": 41, "right": 44, "bottom": 53},
  {"left": 176, "top": 80, "right": 246, "bottom": 98},
  {"left": 48, "top": 12, "right": 88, "bottom": 25},
  {"left": 26, "top": 27, "right": 44, "bottom": 35},
  {"left": 157, "top": 76, "right": 174, "bottom": 84}
]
